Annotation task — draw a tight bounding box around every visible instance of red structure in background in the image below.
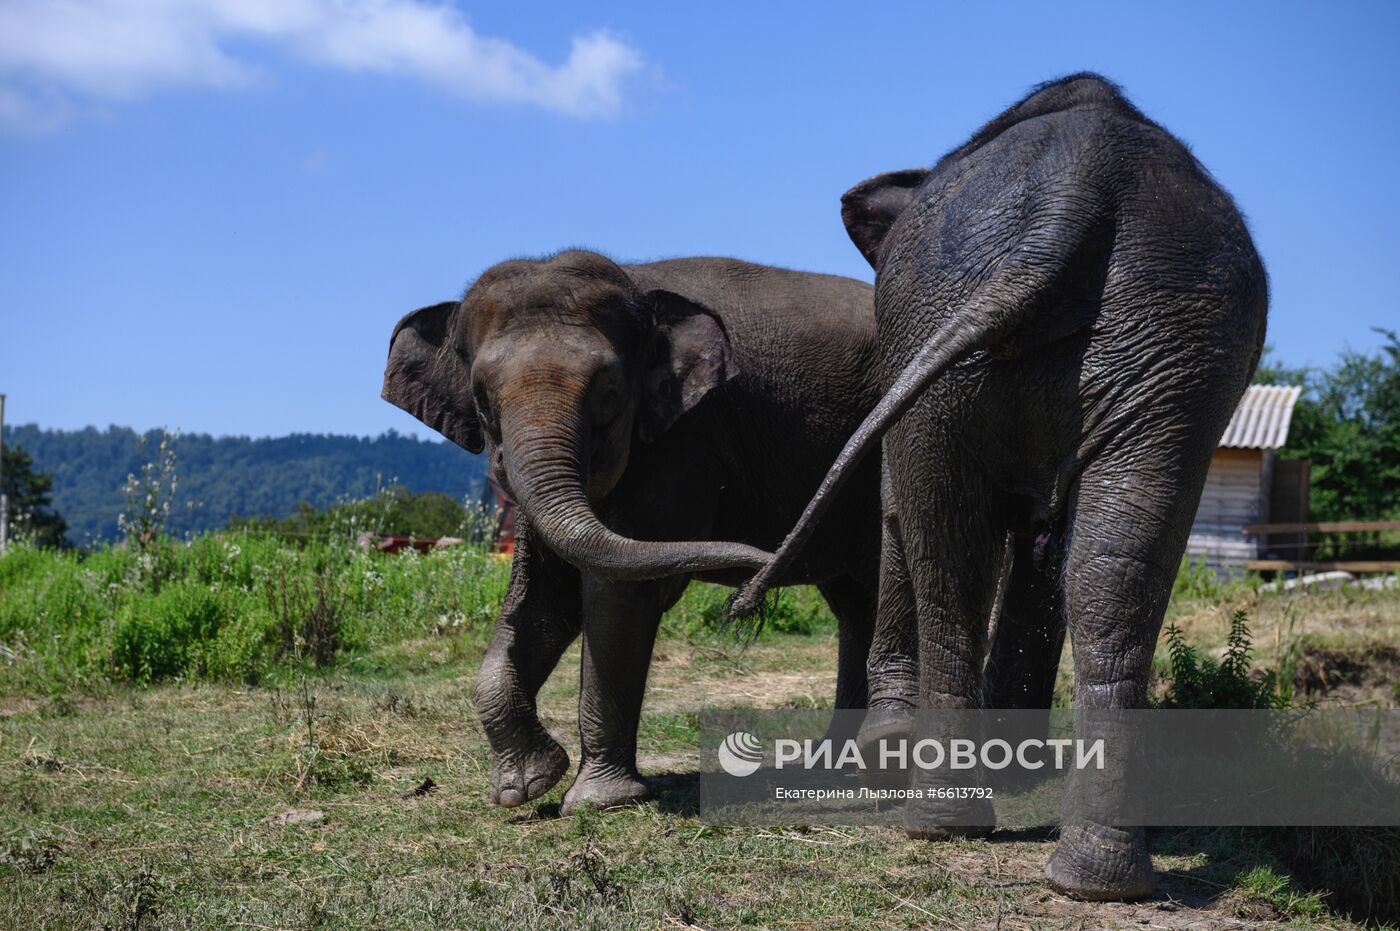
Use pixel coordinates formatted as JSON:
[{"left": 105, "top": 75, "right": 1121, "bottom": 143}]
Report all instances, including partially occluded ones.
[{"left": 487, "top": 476, "right": 517, "bottom": 554}]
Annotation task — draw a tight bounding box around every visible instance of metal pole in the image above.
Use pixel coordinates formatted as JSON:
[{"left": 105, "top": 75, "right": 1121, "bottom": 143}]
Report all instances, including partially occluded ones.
[{"left": 0, "top": 393, "right": 8, "bottom": 551}]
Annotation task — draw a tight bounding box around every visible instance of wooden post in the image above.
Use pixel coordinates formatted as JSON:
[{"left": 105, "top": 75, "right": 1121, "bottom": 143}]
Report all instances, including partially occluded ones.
[
  {"left": 0, "top": 393, "right": 7, "bottom": 552},
  {"left": 1267, "top": 458, "right": 1312, "bottom": 560}
]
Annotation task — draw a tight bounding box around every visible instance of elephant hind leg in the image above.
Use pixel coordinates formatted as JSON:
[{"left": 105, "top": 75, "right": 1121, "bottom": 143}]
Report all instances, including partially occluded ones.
[
  {"left": 1047, "top": 434, "right": 1219, "bottom": 901},
  {"left": 855, "top": 490, "right": 920, "bottom": 762},
  {"left": 867, "top": 465, "right": 920, "bottom": 712},
  {"left": 897, "top": 459, "right": 1010, "bottom": 837}
]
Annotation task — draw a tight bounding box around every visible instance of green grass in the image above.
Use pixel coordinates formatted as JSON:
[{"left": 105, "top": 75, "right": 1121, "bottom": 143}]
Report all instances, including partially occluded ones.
[
  {"left": 3, "top": 536, "right": 1399, "bottom": 928},
  {"left": 0, "top": 533, "right": 834, "bottom": 698},
  {"left": 1172, "top": 555, "right": 1263, "bottom": 602},
  {"left": 1237, "top": 865, "right": 1329, "bottom": 919},
  {"left": 0, "top": 534, "right": 512, "bottom": 695}
]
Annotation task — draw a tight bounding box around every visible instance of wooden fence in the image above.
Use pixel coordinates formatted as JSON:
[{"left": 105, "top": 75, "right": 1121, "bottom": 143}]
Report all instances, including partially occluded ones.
[{"left": 1243, "top": 520, "right": 1400, "bottom": 573}]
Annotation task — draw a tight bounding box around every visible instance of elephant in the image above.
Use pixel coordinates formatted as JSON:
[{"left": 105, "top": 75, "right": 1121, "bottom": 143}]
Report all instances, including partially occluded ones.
[
  {"left": 381, "top": 250, "right": 918, "bottom": 814},
  {"left": 728, "top": 73, "right": 1268, "bottom": 900}
]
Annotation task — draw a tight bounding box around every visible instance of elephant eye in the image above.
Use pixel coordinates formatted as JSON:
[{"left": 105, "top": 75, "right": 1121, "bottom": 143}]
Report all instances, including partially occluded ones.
[
  {"left": 591, "top": 376, "right": 625, "bottom": 425},
  {"left": 473, "top": 384, "right": 499, "bottom": 437}
]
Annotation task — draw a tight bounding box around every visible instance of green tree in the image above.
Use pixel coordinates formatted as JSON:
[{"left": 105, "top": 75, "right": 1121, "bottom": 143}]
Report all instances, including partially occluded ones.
[
  {"left": 228, "top": 485, "right": 488, "bottom": 542},
  {"left": 4, "top": 425, "right": 487, "bottom": 542},
  {"left": 1, "top": 444, "right": 68, "bottom": 547},
  {"left": 1258, "top": 330, "right": 1400, "bottom": 522}
]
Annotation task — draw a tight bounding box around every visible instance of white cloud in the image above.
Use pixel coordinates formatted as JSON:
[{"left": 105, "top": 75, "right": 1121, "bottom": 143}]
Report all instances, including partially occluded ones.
[{"left": 0, "top": 0, "right": 645, "bottom": 132}]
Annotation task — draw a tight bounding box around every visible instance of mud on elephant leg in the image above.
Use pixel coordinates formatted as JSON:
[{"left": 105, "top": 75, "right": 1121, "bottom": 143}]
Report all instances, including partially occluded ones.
[
  {"left": 560, "top": 577, "right": 675, "bottom": 816},
  {"left": 475, "top": 521, "right": 580, "bottom": 808},
  {"left": 1045, "top": 453, "right": 1207, "bottom": 901}
]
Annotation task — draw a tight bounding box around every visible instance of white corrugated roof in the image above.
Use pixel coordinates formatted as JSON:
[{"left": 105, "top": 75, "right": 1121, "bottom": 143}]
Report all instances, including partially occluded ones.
[{"left": 1218, "top": 384, "right": 1302, "bottom": 450}]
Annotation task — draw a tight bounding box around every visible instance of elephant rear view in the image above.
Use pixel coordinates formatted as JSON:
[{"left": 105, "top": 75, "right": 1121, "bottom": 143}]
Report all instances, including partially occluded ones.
[{"left": 729, "top": 74, "right": 1267, "bottom": 900}]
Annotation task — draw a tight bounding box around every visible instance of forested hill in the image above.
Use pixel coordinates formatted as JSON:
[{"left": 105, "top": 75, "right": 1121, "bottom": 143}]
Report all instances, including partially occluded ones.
[{"left": 5, "top": 425, "right": 488, "bottom": 544}]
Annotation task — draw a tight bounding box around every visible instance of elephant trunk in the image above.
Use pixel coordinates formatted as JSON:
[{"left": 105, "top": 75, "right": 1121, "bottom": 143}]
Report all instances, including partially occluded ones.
[{"left": 499, "top": 386, "right": 772, "bottom": 581}]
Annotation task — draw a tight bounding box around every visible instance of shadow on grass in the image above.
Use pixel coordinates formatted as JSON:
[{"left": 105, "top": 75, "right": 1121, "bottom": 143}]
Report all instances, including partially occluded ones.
[
  {"left": 647, "top": 772, "right": 699, "bottom": 816},
  {"left": 506, "top": 802, "right": 563, "bottom": 823},
  {"left": 1152, "top": 826, "right": 1400, "bottom": 926},
  {"left": 988, "top": 825, "right": 1398, "bottom": 925},
  {"left": 497, "top": 773, "right": 699, "bottom": 822}
]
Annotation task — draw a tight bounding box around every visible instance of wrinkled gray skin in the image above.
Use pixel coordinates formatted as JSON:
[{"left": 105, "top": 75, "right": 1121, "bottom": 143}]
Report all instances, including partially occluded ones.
[
  {"left": 382, "top": 251, "right": 918, "bottom": 814},
  {"left": 729, "top": 74, "right": 1267, "bottom": 899}
]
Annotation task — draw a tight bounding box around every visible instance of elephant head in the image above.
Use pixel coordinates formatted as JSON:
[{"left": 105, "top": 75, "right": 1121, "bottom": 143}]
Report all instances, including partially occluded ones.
[{"left": 382, "top": 250, "right": 771, "bottom": 580}]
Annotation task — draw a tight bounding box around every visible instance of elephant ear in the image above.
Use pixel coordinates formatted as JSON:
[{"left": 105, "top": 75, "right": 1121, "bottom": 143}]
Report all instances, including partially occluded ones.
[
  {"left": 840, "top": 168, "right": 931, "bottom": 268},
  {"left": 639, "top": 290, "right": 739, "bottom": 443},
  {"left": 381, "top": 301, "right": 484, "bottom": 454}
]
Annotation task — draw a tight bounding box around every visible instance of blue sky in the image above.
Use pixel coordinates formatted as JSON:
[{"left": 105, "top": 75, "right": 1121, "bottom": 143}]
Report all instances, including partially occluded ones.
[{"left": 1, "top": 1, "right": 1397, "bottom": 439}]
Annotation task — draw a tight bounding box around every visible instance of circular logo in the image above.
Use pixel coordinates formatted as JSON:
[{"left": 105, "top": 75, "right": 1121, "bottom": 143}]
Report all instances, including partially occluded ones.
[{"left": 717, "top": 731, "right": 764, "bottom": 777}]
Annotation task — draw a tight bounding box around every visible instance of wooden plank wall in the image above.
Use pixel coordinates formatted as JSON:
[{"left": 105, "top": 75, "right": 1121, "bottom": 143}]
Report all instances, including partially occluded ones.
[{"left": 1186, "top": 449, "right": 1264, "bottom": 571}]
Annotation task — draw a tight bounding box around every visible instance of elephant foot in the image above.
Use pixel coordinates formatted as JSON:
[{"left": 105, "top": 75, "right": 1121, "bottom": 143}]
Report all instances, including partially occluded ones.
[
  {"left": 560, "top": 761, "right": 650, "bottom": 816},
  {"left": 902, "top": 791, "right": 996, "bottom": 839},
  {"left": 854, "top": 702, "right": 915, "bottom": 790},
  {"left": 487, "top": 723, "right": 570, "bottom": 808},
  {"left": 855, "top": 701, "right": 915, "bottom": 760},
  {"left": 1046, "top": 823, "right": 1156, "bottom": 901}
]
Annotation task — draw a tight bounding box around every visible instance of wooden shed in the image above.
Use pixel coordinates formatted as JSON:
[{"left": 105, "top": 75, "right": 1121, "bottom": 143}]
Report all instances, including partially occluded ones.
[{"left": 1185, "top": 385, "right": 1308, "bottom": 572}]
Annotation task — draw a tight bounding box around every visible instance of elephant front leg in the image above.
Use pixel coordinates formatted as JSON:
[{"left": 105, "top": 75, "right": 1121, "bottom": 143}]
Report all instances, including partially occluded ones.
[
  {"left": 475, "top": 518, "right": 581, "bottom": 807},
  {"left": 560, "top": 577, "right": 668, "bottom": 815}
]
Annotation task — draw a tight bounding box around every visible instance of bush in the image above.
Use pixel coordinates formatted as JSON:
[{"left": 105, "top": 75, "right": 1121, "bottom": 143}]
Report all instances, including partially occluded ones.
[
  {"left": 111, "top": 584, "right": 239, "bottom": 682},
  {"left": 266, "top": 566, "right": 343, "bottom": 668},
  {"left": 1154, "top": 611, "right": 1290, "bottom": 709},
  {"left": 228, "top": 484, "right": 496, "bottom": 544},
  {"left": 199, "top": 609, "right": 274, "bottom": 684},
  {"left": 1264, "top": 825, "right": 1400, "bottom": 924}
]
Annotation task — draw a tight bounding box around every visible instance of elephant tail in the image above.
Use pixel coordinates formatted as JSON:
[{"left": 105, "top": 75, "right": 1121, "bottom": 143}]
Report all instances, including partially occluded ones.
[{"left": 728, "top": 205, "right": 1102, "bottom": 621}]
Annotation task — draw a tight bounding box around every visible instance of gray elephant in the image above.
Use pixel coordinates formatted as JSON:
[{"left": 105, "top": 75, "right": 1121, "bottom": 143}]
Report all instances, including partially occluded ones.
[
  {"left": 381, "top": 250, "right": 916, "bottom": 814},
  {"left": 729, "top": 74, "right": 1267, "bottom": 899}
]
